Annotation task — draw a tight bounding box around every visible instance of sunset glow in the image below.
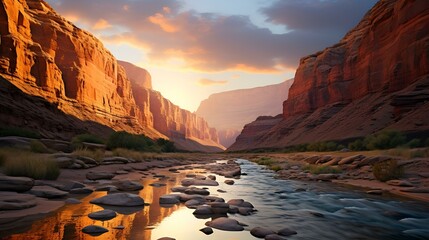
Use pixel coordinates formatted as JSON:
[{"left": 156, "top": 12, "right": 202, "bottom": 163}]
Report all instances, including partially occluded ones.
[{"left": 46, "top": 0, "right": 376, "bottom": 111}]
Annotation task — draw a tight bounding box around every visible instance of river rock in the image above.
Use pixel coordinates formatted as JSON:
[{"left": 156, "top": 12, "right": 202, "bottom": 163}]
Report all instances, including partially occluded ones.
[
  {"left": 193, "top": 205, "right": 213, "bottom": 215},
  {"left": 95, "top": 185, "right": 118, "bottom": 192},
  {"left": 101, "top": 156, "right": 130, "bottom": 165},
  {"left": 116, "top": 180, "right": 143, "bottom": 191},
  {"left": 171, "top": 186, "right": 188, "bottom": 192},
  {"left": 251, "top": 227, "right": 276, "bottom": 238},
  {"left": 82, "top": 225, "right": 109, "bottom": 236},
  {"left": 278, "top": 227, "right": 297, "bottom": 236},
  {"left": 184, "top": 187, "right": 210, "bottom": 195},
  {"left": 185, "top": 199, "right": 204, "bottom": 208},
  {"left": 209, "top": 202, "right": 230, "bottom": 214},
  {"left": 157, "top": 238, "right": 175, "bottom": 240},
  {"left": 205, "top": 217, "right": 245, "bottom": 231},
  {"left": 265, "top": 234, "right": 284, "bottom": 240},
  {"left": 0, "top": 176, "right": 34, "bottom": 192},
  {"left": 224, "top": 180, "right": 235, "bottom": 185},
  {"left": 70, "top": 187, "right": 93, "bottom": 194},
  {"left": 88, "top": 209, "right": 117, "bottom": 221},
  {"left": 65, "top": 198, "right": 82, "bottom": 204},
  {"left": 59, "top": 181, "right": 86, "bottom": 191},
  {"left": 29, "top": 186, "right": 68, "bottom": 199},
  {"left": 0, "top": 192, "right": 37, "bottom": 210},
  {"left": 181, "top": 179, "right": 219, "bottom": 186},
  {"left": 86, "top": 171, "right": 115, "bottom": 180},
  {"left": 90, "top": 193, "right": 145, "bottom": 206},
  {"left": 207, "top": 175, "right": 216, "bottom": 180},
  {"left": 150, "top": 182, "right": 167, "bottom": 187},
  {"left": 200, "top": 227, "right": 214, "bottom": 235},
  {"left": 227, "top": 199, "right": 254, "bottom": 208},
  {"left": 386, "top": 180, "right": 414, "bottom": 187},
  {"left": 159, "top": 194, "right": 181, "bottom": 204},
  {"left": 338, "top": 155, "right": 365, "bottom": 165}
]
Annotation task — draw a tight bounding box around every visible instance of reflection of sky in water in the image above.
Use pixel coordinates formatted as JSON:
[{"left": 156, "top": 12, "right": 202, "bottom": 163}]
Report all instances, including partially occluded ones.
[{"left": 4, "top": 159, "right": 429, "bottom": 240}]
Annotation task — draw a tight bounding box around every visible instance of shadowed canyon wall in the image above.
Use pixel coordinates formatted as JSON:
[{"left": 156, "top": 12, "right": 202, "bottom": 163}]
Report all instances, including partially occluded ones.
[
  {"left": 196, "top": 79, "right": 293, "bottom": 147},
  {"left": 0, "top": 0, "right": 223, "bottom": 151},
  {"left": 229, "top": 0, "right": 429, "bottom": 151}
]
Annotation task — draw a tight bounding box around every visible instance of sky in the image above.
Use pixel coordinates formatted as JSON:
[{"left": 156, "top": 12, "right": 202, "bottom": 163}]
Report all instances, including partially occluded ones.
[{"left": 45, "top": 0, "right": 376, "bottom": 112}]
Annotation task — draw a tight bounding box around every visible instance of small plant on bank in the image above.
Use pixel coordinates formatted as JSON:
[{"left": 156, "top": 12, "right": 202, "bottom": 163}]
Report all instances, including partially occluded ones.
[
  {"left": 406, "top": 139, "right": 422, "bottom": 148},
  {"left": 72, "top": 148, "right": 105, "bottom": 162},
  {"left": 372, "top": 159, "right": 403, "bottom": 182},
  {"left": 30, "top": 140, "right": 51, "bottom": 153},
  {"left": 270, "top": 165, "right": 282, "bottom": 172},
  {"left": 71, "top": 134, "right": 105, "bottom": 149},
  {"left": 254, "top": 157, "right": 275, "bottom": 166},
  {"left": 302, "top": 164, "right": 342, "bottom": 175},
  {"left": 364, "top": 130, "right": 406, "bottom": 150},
  {"left": 4, "top": 155, "right": 60, "bottom": 180},
  {"left": 107, "top": 131, "right": 155, "bottom": 152}
]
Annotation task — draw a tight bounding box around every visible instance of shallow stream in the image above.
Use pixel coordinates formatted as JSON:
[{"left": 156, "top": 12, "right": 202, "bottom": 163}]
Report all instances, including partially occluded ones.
[{"left": 3, "top": 159, "right": 429, "bottom": 240}]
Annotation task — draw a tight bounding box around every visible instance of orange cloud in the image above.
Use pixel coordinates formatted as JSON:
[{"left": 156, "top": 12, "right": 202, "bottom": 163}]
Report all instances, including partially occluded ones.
[
  {"left": 93, "top": 19, "right": 111, "bottom": 30},
  {"left": 198, "top": 78, "right": 228, "bottom": 86},
  {"left": 148, "top": 13, "right": 179, "bottom": 33}
]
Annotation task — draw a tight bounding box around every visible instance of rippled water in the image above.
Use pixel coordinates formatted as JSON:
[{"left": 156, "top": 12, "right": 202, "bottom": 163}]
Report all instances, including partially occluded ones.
[{"left": 3, "top": 159, "right": 429, "bottom": 240}]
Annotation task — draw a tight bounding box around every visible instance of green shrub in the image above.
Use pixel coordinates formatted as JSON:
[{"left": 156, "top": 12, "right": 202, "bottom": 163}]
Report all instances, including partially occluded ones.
[
  {"left": 364, "top": 130, "right": 406, "bottom": 150},
  {"left": 156, "top": 138, "right": 176, "bottom": 152},
  {"left": 254, "top": 157, "right": 275, "bottom": 166},
  {"left": 107, "top": 131, "right": 154, "bottom": 151},
  {"left": 71, "top": 134, "right": 105, "bottom": 149},
  {"left": 406, "top": 139, "right": 422, "bottom": 148},
  {"left": 307, "top": 141, "right": 338, "bottom": 152},
  {"left": 4, "top": 155, "right": 60, "bottom": 180},
  {"left": 30, "top": 140, "right": 50, "bottom": 153},
  {"left": 372, "top": 159, "right": 403, "bottom": 182},
  {"left": 302, "top": 164, "right": 342, "bottom": 174},
  {"left": 270, "top": 165, "right": 282, "bottom": 172},
  {"left": 348, "top": 139, "right": 365, "bottom": 151},
  {"left": 0, "top": 127, "right": 41, "bottom": 139}
]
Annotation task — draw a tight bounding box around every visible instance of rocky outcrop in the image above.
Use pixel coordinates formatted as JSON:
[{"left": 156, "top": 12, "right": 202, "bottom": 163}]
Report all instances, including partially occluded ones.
[
  {"left": 117, "top": 60, "right": 152, "bottom": 90},
  {"left": 229, "top": 0, "right": 429, "bottom": 151},
  {"left": 0, "top": 0, "right": 223, "bottom": 151},
  {"left": 196, "top": 79, "right": 293, "bottom": 147}
]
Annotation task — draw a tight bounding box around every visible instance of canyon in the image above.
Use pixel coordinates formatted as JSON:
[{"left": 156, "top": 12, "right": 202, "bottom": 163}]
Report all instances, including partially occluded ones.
[
  {"left": 229, "top": 0, "right": 429, "bottom": 151},
  {"left": 196, "top": 79, "right": 293, "bottom": 147},
  {"left": 0, "top": 0, "right": 223, "bottom": 151}
]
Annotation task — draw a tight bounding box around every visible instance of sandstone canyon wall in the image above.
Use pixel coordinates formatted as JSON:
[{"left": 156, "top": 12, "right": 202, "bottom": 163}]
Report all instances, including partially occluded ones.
[
  {"left": 229, "top": 0, "right": 429, "bottom": 151},
  {"left": 196, "top": 79, "right": 293, "bottom": 147},
  {"left": 0, "top": 0, "right": 223, "bottom": 151}
]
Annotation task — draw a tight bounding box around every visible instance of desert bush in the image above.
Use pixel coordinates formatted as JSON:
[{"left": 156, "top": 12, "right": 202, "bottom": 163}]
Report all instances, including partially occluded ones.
[
  {"left": 364, "top": 130, "right": 406, "bottom": 150},
  {"left": 307, "top": 141, "right": 338, "bottom": 152},
  {"left": 107, "top": 131, "right": 155, "bottom": 151},
  {"left": 30, "top": 140, "right": 50, "bottom": 153},
  {"left": 254, "top": 157, "right": 275, "bottom": 166},
  {"left": 348, "top": 139, "right": 365, "bottom": 151},
  {"left": 156, "top": 138, "right": 176, "bottom": 152},
  {"left": 406, "top": 139, "right": 422, "bottom": 148},
  {"left": 4, "top": 155, "right": 60, "bottom": 180},
  {"left": 270, "top": 165, "right": 282, "bottom": 172},
  {"left": 372, "top": 159, "right": 403, "bottom": 182},
  {"left": 302, "top": 164, "right": 342, "bottom": 174},
  {"left": 0, "top": 127, "right": 41, "bottom": 139},
  {"left": 72, "top": 148, "right": 105, "bottom": 161},
  {"left": 71, "top": 134, "right": 105, "bottom": 149}
]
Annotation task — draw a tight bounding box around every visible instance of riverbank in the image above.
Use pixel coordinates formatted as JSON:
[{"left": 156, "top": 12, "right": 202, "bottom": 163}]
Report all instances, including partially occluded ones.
[{"left": 242, "top": 151, "right": 429, "bottom": 203}]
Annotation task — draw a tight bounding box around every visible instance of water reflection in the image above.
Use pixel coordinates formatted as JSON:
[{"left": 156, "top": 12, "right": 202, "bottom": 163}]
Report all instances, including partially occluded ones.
[{"left": 3, "top": 170, "right": 185, "bottom": 240}]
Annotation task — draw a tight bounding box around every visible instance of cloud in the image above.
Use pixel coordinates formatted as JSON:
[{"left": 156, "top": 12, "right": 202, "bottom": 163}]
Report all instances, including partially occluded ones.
[
  {"left": 93, "top": 19, "right": 111, "bottom": 30},
  {"left": 198, "top": 78, "right": 228, "bottom": 86},
  {"left": 45, "top": 0, "right": 376, "bottom": 72}
]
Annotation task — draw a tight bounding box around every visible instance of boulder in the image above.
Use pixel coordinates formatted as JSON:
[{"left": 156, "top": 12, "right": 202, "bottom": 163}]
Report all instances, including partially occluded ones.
[
  {"left": 90, "top": 193, "right": 145, "bottom": 206},
  {"left": 181, "top": 179, "right": 219, "bottom": 186},
  {"left": 200, "top": 227, "right": 214, "bottom": 235},
  {"left": 65, "top": 198, "right": 82, "bottom": 204},
  {"left": 250, "top": 227, "right": 276, "bottom": 238},
  {"left": 209, "top": 202, "right": 230, "bottom": 214},
  {"left": 338, "top": 155, "right": 365, "bottom": 165},
  {"left": 70, "top": 187, "right": 93, "bottom": 194},
  {"left": 278, "top": 227, "right": 297, "bottom": 236},
  {"left": 265, "top": 234, "right": 284, "bottom": 240},
  {"left": 59, "top": 181, "right": 86, "bottom": 191},
  {"left": 29, "top": 186, "right": 68, "bottom": 199},
  {"left": 88, "top": 209, "right": 117, "bottom": 221},
  {"left": 227, "top": 199, "right": 254, "bottom": 208},
  {"left": 184, "top": 187, "right": 210, "bottom": 195},
  {"left": 101, "top": 157, "right": 130, "bottom": 165},
  {"left": 224, "top": 180, "right": 235, "bottom": 185},
  {"left": 193, "top": 205, "right": 213, "bottom": 215},
  {"left": 0, "top": 192, "right": 37, "bottom": 210},
  {"left": 82, "top": 225, "right": 109, "bottom": 236},
  {"left": 205, "top": 217, "right": 245, "bottom": 231},
  {"left": 86, "top": 171, "right": 115, "bottom": 180},
  {"left": 0, "top": 176, "right": 34, "bottom": 192},
  {"left": 116, "top": 180, "right": 143, "bottom": 191},
  {"left": 159, "top": 194, "right": 181, "bottom": 204}
]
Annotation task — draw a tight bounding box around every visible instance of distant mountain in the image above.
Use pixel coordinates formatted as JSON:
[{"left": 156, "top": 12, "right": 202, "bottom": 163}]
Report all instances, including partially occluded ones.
[
  {"left": 196, "top": 79, "right": 294, "bottom": 147},
  {"left": 0, "top": 0, "right": 223, "bottom": 152},
  {"left": 229, "top": 0, "right": 429, "bottom": 151}
]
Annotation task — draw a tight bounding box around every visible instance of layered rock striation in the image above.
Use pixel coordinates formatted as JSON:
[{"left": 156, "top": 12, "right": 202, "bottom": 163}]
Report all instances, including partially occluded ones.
[
  {"left": 229, "top": 0, "right": 429, "bottom": 151},
  {"left": 196, "top": 79, "right": 293, "bottom": 147},
  {"left": 0, "top": 0, "right": 223, "bottom": 151}
]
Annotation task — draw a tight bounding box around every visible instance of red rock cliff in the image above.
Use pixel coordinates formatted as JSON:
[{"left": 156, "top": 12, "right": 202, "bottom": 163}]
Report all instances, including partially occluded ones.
[
  {"left": 0, "top": 0, "right": 223, "bottom": 151},
  {"left": 229, "top": 0, "right": 429, "bottom": 151}
]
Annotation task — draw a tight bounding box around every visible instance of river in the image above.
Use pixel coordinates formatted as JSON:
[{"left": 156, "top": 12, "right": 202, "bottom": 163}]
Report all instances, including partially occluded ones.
[{"left": 3, "top": 159, "right": 429, "bottom": 240}]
